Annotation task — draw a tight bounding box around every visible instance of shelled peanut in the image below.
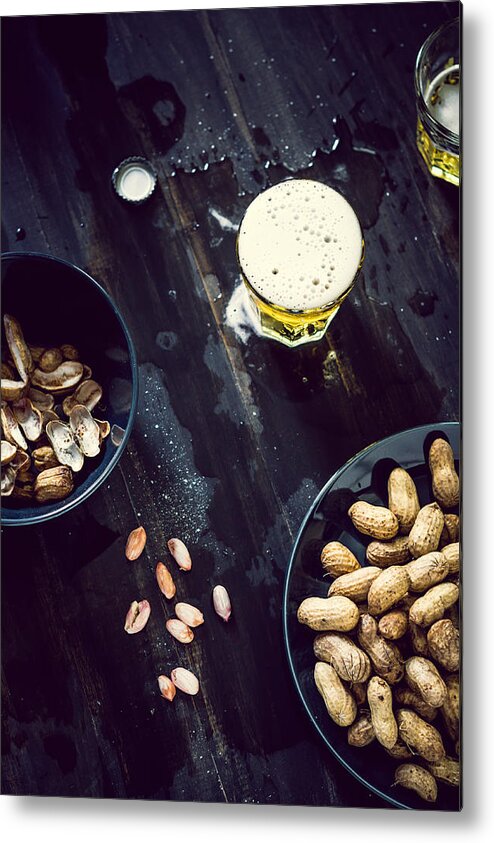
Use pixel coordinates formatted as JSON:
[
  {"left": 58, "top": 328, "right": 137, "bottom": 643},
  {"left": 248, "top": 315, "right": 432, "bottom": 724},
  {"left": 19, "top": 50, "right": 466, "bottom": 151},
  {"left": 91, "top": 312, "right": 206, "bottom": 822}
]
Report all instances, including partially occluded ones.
[{"left": 298, "top": 436, "right": 460, "bottom": 803}]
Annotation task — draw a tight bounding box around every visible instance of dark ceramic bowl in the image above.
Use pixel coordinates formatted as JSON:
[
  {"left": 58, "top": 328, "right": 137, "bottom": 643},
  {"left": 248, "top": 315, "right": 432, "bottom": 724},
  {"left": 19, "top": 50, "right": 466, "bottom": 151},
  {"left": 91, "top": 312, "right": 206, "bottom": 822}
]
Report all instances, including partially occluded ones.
[
  {"left": 283, "top": 422, "right": 461, "bottom": 811},
  {"left": 1, "top": 252, "right": 138, "bottom": 526}
]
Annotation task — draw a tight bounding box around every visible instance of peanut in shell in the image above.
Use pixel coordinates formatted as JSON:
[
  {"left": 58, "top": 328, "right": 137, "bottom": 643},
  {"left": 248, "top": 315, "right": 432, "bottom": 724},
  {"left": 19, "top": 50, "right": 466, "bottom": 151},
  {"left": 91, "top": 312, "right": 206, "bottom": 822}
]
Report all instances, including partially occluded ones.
[
  {"left": 348, "top": 500, "right": 399, "bottom": 540},
  {"left": 387, "top": 467, "right": 420, "bottom": 534}
]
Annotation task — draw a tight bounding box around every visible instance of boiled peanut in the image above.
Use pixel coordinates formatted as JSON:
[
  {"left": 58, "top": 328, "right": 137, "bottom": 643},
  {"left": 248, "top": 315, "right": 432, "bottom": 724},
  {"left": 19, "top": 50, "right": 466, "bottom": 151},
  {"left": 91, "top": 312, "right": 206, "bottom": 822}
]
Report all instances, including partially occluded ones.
[
  {"left": 320, "top": 541, "right": 361, "bottom": 577},
  {"left": 405, "top": 551, "right": 449, "bottom": 592},
  {"left": 351, "top": 682, "right": 367, "bottom": 706},
  {"left": 366, "top": 535, "right": 411, "bottom": 568},
  {"left": 358, "top": 613, "right": 404, "bottom": 684},
  {"left": 347, "top": 713, "right": 375, "bottom": 747},
  {"left": 409, "top": 582, "right": 459, "bottom": 627},
  {"left": 439, "top": 514, "right": 460, "bottom": 547},
  {"left": 442, "top": 542, "right": 460, "bottom": 575},
  {"left": 327, "top": 566, "right": 381, "bottom": 602},
  {"left": 313, "top": 633, "right": 371, "bottom": 683},
  {"left": 297, "top": 595, "right": 359, "bottom": 632},
  {"left": 397, "top": 709, "right": 445, "bottom": 763},
  {"left": 367, "top": 565, "right": 411, "bottom": 615},
  {"left": 314, "top": 662, "right": 356, "bottom": 727},
  {"left": 348, "top": 500, "right": 399, "bottom": 540},
  {"left": 405, "top": 656, "right": 447, "bottom": 708},
  {"left": 441, "top": 674, "right": 460, "bottom": 743},
  {"left": 378, "top": 609, "right": 408, "bottom": 640},
  {"left": 428, "top": 438, "right": 459, "bottom": 509},
  {"left": 444, "top": 600, "right": 460, "bottom": 629},
  {"left": 385, "top": 740, "right": 413, "bottom": 760},
  {"left": 427, "top": 757, "right": 460, "bottom": 787},
  {"left": 394, "top": 763, "right": 437, "bottom": 802},
  {"left": 367, "top": 676, "right": 398, "bottom": 749},
  {"left": 408, "top": 619, "right": 430, "bottom": 656},
  {"left": 408, "top": 502, "right": 444, "bottom": 558},
  {"left": 394, "top": 688, "right": 437, "bottom": 722},
  {"left": 387, "top": 467, "right": 420, "bottom": 534},
  {"left": 426, "top": 619, "right": 460, "bottom": 672}
]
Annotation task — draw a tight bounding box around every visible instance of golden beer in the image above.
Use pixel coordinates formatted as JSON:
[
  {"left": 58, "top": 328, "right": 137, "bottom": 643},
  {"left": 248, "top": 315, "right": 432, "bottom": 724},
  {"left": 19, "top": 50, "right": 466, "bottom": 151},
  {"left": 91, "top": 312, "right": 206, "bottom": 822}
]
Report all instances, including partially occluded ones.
[
  {"left": 415, "top": 19, "right": 460, "bottom": 186},
  {"left": 236, "top": 179, "right": 364, "bottom": 347}
]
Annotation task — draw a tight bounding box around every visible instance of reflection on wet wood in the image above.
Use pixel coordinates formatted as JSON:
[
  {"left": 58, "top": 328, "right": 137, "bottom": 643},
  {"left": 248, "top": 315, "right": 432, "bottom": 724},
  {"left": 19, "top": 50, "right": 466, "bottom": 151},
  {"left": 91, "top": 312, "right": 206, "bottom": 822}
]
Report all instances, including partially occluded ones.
[{"left": 2, "top": 2, "right": 459, "bottom": 806}]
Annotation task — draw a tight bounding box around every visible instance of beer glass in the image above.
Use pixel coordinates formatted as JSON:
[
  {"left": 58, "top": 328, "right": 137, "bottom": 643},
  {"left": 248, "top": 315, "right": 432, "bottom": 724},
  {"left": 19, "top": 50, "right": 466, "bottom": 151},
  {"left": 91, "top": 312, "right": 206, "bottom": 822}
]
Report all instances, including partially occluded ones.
[
  {"left": 236, "top": 179, "right": 365, "bottom": 347},
  {"left": 414, "top": 17, "right": 460, "bottom": 186}
]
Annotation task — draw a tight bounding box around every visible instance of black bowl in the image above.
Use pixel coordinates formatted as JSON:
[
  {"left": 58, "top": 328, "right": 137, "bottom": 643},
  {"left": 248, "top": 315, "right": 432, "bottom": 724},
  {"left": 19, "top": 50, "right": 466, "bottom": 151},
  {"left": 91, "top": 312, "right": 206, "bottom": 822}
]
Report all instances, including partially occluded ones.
[
  {"left": 283, "top": 422, "right": 461, "bottom": 811},
  {"left": 1, "top": 252, "right": 138, "bottom": 525}
]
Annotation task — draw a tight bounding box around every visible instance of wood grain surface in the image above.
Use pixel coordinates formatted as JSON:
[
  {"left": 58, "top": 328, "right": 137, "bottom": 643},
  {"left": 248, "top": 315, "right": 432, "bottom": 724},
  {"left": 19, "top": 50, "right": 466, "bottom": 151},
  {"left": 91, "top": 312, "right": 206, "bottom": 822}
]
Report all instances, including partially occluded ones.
[{"left": 1, "top": 2, "right": 460, "bottom": 806}]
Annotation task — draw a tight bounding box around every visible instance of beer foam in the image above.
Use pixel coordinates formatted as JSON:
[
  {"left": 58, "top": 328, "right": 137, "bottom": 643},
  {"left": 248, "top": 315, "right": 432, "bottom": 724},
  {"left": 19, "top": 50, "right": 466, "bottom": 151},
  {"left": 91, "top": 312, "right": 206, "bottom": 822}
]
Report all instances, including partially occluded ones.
[
  {"left": 426, "top": 65, "right": 460, "bottom": 136},
  {"left": 237, "top": 179, "right": 363, "bottom": 311}
]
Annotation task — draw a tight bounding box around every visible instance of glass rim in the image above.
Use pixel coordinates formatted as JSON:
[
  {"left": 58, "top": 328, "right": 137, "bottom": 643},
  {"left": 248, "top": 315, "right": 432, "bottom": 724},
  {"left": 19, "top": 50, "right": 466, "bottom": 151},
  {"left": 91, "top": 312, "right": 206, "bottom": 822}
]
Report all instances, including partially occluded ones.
[{"left": 414, "top": 16, "right": 460, "bottom": 143}]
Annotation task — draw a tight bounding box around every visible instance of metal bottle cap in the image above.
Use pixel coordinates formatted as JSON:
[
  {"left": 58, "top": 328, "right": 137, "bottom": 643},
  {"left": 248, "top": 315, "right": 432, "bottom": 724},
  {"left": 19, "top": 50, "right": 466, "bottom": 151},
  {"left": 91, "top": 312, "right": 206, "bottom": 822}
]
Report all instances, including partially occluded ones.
[{"left": 112, "top": 156, "right": 157, "bottom": 204}]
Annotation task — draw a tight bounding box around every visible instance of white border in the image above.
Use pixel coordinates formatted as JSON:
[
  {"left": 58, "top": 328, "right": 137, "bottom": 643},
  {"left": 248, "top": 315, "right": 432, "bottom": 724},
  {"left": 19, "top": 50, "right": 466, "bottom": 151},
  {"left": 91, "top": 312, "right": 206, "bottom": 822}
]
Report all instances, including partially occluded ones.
[{"left": 2, "top": 0, "right": 493, "bottom": 840}]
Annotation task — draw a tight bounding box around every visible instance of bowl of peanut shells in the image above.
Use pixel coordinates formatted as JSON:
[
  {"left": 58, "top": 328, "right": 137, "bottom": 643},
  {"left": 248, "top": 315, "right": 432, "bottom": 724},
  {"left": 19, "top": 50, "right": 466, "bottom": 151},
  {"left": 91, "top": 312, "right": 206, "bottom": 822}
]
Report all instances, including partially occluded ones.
[
  {"left": 1, "top": 252, "right": 138, "bottom": 525},
  {"left": 283, "top": 422, "right": 460, "bottom": 811}
]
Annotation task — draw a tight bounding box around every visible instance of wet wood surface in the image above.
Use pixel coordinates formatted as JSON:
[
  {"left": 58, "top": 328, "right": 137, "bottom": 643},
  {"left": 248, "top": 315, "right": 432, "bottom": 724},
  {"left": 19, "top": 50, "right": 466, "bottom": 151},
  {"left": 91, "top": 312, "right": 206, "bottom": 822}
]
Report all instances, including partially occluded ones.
[{"left": 1, "top": 3, "right": 460, "bottom": 806}]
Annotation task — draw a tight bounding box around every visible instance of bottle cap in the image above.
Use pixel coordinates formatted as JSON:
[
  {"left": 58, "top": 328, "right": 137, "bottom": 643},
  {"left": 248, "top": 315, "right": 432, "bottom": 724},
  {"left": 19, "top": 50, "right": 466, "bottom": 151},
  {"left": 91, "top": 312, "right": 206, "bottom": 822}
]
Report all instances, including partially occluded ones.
[{"left": 112, "top": 156, "right": 157, "bottom": 204}]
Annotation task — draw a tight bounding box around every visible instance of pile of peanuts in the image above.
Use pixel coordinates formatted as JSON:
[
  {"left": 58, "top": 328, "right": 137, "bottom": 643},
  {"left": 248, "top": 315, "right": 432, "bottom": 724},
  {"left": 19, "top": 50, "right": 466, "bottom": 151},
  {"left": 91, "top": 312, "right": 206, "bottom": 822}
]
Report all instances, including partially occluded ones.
[{"left": 297, "top": 437, "right": 460, "bottom": 804}]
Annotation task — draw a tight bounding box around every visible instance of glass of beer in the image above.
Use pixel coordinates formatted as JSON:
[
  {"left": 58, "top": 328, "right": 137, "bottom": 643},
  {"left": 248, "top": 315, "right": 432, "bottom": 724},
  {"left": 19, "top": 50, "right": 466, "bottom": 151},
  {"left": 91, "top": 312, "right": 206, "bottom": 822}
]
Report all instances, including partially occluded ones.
[
  {"left": 414, "top": 17, "right": 460, "bottom": 186},
  {"left": 236, "top": 179, "right": 364, "bottom": 347}
]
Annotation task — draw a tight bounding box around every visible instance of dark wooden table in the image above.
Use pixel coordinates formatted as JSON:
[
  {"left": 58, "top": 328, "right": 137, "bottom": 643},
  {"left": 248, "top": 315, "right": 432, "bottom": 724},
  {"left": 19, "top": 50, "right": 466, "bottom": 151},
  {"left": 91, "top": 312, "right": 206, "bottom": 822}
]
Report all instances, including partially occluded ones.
[{"left": 1, "top": 2, "right": 460, "bottom": 806}]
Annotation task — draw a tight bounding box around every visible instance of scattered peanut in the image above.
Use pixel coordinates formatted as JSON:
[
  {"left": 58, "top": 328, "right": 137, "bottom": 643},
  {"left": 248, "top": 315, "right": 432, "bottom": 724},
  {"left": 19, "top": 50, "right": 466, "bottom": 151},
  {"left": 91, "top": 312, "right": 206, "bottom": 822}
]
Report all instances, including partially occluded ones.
[
  {"left": 157, "top": 675, "right": 176, "bottom": 702},
  {"left": 166, "top": 618, "right": 194, "bottom": 644},
  {"left": 124, "top": 599, "right": 151, "bottom": 634},
  {"left": 167, "top": 537, "right": 192, "bottom": 571},
  {"left": 155, "top": 561, "right": 176, "bottom": 599},
  {"left": 125, "top": 526, "right": 147, "bottom": 561},
  {"left": 171, "top": 667, "right": 199, "bottom": 695},
  {"left": 212, "top": 585, "right": 232, "bottom": 621},
  {"left": 175, "top": 602, "right": 204, "bottom": 628}
]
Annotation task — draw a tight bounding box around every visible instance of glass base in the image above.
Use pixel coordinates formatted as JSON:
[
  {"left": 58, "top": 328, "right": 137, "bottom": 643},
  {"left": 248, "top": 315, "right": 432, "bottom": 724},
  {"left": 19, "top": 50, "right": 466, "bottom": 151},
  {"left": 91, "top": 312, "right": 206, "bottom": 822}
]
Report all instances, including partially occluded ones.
[
  {"left": 247, "top": 292, "right": 340, "bottom": 348},
  {"left": 416, "top": 118, "right": 460, "bottom": 186}
]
